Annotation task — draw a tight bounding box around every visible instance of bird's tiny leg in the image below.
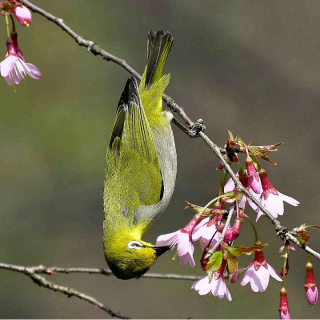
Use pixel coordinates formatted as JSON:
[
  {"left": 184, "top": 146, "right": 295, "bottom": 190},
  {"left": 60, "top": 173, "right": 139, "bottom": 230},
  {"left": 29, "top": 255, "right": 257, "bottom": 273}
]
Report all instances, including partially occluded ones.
[
  {"left": 172, "top": 117, "right": 206, "bottom": 138},
  {"left": 188, "top": 119, "right": 206, "bottom": 138}
]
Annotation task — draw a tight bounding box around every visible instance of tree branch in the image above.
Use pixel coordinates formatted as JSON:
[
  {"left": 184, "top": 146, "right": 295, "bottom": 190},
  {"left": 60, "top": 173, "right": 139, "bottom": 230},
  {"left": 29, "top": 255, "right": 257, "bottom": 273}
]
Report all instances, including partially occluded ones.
[
  {"left": 0, "top": 262, "right": 130, "bottom": 319},
  {"left": 17, "top": 0, "right": 320, "bottom": 262},
  {"left": 0, "top": 262, "right": 201, "bottom": 317}
]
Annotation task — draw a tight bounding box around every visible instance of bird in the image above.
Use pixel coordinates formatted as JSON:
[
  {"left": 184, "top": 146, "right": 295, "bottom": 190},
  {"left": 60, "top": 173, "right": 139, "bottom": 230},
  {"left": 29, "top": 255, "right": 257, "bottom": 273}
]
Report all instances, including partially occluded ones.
[{"left": 103, "top": 30, "right": 177, "bottom": 280}]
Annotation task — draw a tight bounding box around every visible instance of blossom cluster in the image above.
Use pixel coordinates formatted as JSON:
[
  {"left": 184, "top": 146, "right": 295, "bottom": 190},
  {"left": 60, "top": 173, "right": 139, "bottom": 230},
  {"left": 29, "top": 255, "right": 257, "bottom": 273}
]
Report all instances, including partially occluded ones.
[
  {"left": 156, "top": 133, "right": 318, "bottom": 319},
  {"left": 0, "top": 0, "right": 41, "bottom": 86}
]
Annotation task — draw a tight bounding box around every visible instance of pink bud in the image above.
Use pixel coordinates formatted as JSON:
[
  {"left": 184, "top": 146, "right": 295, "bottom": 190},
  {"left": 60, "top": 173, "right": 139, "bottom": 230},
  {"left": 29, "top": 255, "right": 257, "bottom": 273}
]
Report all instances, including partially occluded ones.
[
  {"left": 12, "top": 4, "right": 32, "bottom": 26},
  {"left": 279, "top": 287, "right": 290, "bottom": 319},
  {"left": 224, "top": 218, "right": 243, "bottom": 242},
  {"left": 246, "top": 157, "right": 260, "bottom": 194},
  {"left": 304, "top": 262, "right": 318, "bottom": 305}
]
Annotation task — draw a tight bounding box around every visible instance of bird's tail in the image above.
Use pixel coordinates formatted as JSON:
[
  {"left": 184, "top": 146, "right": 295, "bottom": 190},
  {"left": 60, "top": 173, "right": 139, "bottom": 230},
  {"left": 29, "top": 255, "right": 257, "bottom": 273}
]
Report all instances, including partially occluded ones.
[
  {"left": 139, "top": 30, "right": 173, "bottom": 121},
  {"left": 140, "top": 30, "right": 174, "bottom": 88}
]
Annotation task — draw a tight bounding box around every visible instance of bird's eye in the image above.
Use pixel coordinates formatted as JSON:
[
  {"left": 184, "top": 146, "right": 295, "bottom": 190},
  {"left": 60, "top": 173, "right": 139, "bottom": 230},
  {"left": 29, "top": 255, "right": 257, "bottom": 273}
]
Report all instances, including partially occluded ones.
[{"left": 127, "top": 241, "right": 143, "bottom": 250}]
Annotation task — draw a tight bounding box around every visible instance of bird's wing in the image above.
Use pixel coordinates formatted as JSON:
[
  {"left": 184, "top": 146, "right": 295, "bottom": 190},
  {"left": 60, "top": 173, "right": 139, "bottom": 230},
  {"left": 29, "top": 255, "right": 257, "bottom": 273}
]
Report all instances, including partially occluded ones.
[
  {"left": 104, "top": 77, "right": 163, "bottom": 229},
  {"left": 135, "top": 31, "right": 177, "bottom": 233}
]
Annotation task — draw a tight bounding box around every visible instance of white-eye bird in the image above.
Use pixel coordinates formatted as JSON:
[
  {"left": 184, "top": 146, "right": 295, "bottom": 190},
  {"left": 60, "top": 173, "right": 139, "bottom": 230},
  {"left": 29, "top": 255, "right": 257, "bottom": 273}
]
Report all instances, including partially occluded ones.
[{"left": 103, "top": 30, "right": 177, "bottom": 280}]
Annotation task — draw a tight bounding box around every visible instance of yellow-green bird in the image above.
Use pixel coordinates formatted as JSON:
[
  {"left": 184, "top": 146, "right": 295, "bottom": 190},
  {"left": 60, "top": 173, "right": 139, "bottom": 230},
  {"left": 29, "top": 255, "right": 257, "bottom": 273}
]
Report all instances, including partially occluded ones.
[{"left": 103, "top": 30, "right": 177, "bottom": 280}]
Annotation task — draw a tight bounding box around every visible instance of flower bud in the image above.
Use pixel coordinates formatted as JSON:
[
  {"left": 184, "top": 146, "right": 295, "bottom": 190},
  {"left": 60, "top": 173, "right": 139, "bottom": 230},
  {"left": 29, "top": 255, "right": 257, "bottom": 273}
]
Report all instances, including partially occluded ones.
[
  {"left": 11, "top": 2, "right": 32, "bottom": 26},
  {"left": 304, "top": 261, "right": 318, "bottom": 306},
  {"left": 246, "top": 156, "right": 260, "bottom": 194},
  {"left": 224, "top": 218, "right": 243, "bottom": 242},
  {"left": 279, "top": 287, "right": 290, "bottom": 319}
]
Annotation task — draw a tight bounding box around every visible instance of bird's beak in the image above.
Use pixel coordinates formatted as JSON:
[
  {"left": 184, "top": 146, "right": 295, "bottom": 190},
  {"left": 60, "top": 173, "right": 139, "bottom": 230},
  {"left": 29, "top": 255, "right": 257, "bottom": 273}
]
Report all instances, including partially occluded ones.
[{"left": 153, "top": 245, "right": 171, "bottom": 257}]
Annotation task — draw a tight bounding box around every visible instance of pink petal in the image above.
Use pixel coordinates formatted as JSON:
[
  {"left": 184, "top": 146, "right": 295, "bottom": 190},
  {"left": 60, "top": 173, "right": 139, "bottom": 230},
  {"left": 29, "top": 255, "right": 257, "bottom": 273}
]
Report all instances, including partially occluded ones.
[
  {"left": 211, "top": 277, "right": 232, "bottom": 300},
  {"left": 156, "top": 231, "right": 179, "bottom": 246},
  {"left": 192, "top": 276, "right": 211, "bottom": 295},
  {"left": 306, "top": 286, "right": 318, "bottom": 305},
  {"left": 4, "top": 75, "right": 14, "bottom": 86},
  {"left": 249, "top": 176, "right": 261, "bottom": 194},
  {"left": 224, "top": 177, "right": 235, "bottom": 193},
  {"left": 192, "top": 218, "right": 209, "bottom": 241},
  {"left": 267, "top": 264, "right": 282, "bottom": 282},
  {"left": 255, "top": 198, "right": 265, "bottom": 222},
  {"left": 176, "top": 233, "right": 192, "bottom": 256},
  {"left": 279, "top": 192, "right": 299, "bottom": 207},
  {"left": 240, "top": 271, "right": 251, "bottom": 287},
  {"left": 239, "top": 195, "right": 247, "bottom": 209},
  {"left": 23, "top": 62, "right": 41, "bottom": 79},
  {"left": 264, "top": 193, "right": 284, "bottom": 218},
  {"left": 180, "top": 251, "right": 195, "bottom": 267},
  {"left": 0, "top": 55, "right": 18, "bottom": 77},
  {"left": 255, "top": 266, "right": 270, "bottom": 292}
]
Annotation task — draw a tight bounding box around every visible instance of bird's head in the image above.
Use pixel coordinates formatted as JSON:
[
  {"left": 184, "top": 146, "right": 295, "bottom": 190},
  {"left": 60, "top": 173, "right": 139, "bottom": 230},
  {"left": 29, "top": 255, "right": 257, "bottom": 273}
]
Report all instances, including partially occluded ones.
[{"left": 104, "top": 234, "right": 170, "bottom": 280}]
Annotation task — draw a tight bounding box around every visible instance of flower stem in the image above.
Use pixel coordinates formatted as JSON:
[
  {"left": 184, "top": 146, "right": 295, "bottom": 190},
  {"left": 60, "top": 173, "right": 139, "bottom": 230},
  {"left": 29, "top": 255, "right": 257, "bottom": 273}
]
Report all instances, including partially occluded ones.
[
  {"left": 5, "top": 14, "right": 10, "bottom": 39},
  {"left": 201, "top": 193, "right": 235, "bottom": 215},
  {"left": 243, "top": 214, "right": 259, "bottom": 243},
  {"left": 282, "top": 246, "right": 288, "bottom": 288},
  {"left": 9, "top": 13, "right": 16, "bottom": 33}
]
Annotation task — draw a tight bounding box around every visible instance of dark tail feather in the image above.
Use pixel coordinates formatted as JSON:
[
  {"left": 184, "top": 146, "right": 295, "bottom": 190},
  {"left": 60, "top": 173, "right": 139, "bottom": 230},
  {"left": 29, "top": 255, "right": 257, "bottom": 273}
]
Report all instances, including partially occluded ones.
[
  {"left": 145, "top": 30, "right": 174, "bottom": 86},
  {"left": 109, "top": 76, "right": 140, "bottom": 149}
]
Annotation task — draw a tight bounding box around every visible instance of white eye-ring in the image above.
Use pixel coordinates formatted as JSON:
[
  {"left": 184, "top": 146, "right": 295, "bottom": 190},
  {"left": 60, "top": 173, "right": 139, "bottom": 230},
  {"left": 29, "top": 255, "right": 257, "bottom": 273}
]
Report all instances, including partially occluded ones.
[{"left": 127, "top": 241, "right": 143, "bottom": 250}]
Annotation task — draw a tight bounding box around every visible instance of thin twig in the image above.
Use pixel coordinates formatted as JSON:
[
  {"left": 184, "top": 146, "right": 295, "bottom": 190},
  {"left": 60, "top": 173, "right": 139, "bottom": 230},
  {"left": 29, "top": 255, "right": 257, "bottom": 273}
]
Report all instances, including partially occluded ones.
[
  {"left": 0, "top": 262, "right": 130, "bottom": 319},
  {"left": 17, "top": 1, "right": 320, "bottom": 260},
  {"left": 0, "top": 262, "right": 201, "bottom": 317},
  {"left": 12, "top": 264, "right": 202, "bottom": 281}
]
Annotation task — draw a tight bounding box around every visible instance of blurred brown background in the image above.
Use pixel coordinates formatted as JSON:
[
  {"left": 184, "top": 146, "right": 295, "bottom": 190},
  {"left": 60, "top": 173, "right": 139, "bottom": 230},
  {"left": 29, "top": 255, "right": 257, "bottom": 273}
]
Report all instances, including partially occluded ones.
[{"left": 0, "top": 0, "right": 319, "bottom": 318}]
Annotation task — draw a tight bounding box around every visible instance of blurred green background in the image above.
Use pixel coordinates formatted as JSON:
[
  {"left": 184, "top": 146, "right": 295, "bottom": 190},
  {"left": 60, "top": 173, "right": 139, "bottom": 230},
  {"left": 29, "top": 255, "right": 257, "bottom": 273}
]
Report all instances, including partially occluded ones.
[{"left": 0, "top": 0, "right": 319, "bottom": 318}]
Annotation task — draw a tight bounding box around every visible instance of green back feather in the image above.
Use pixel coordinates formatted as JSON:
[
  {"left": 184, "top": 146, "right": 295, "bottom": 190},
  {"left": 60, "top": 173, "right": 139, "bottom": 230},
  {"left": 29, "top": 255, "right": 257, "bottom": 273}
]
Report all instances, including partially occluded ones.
[{"left": 104, "top": 77, "right": 162, "bottom": 235}]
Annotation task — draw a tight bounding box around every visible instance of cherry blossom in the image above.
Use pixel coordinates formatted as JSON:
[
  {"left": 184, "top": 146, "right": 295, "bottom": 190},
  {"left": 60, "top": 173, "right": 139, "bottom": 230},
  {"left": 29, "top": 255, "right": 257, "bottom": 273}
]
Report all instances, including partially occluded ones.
[
  {"left": 156, "top": 229, "right": 195, "bottom": 267},
  {"left": 255, "top": 169, "right": 299, "bottom": 221},
  {"left": 156, "top": 214, "right": 205, "bottom": 267},
  {"left": 240, "top": 250, "right": 282, "bottom": 292},
  {"left": 0, "top": 33, "right": 41, "bottom": 85},
  {"left": 224, "top": 171, "right": 262, "bottom": 211},
  {"left": 191, "top": 259, "right": 232, "bottom": 301}
]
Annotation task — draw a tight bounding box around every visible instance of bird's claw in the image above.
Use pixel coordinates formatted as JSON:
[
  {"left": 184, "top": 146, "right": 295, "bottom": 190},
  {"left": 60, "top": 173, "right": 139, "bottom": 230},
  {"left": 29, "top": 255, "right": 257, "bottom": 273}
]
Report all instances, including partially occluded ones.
[
  {"left": 188, "top": 119, "right": 206, "bottom": 138},
  {"left": 276, "top": 226, "right": 289, "bottom": 240}
]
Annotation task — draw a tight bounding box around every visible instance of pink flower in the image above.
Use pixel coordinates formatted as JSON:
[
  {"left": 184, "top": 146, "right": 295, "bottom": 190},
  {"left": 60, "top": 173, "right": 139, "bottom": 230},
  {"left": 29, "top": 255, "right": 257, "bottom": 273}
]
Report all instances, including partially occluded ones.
[
  {"left": 246, "top": 156, "right": 260, "bottom": 194},
  {"left": 224, "top": 171, "right": 262, "bottom": 211},
  {"left": 156, "top": 229, "right": 195, "bottom": 267},
  {"left": 156, "top": 214, "right": 205, "bottom": 267},
  {"left": 304, "top": 261, "right": 318, "bottom": 305},
  {"left": 255, "top": 169, "right": 299, "bottom": 221},
  {"left": 279, "top": 288, "right": 290, "bottom": 319},
  {"left": 240, "top": 250, "right": 282, "bottom": 292},
  {"left": 191, "top": 259, "right": 232, "bottom": 301},
  {"left": 0, "top": 33, "right": 41, "bottom": 85},
  {"left": 192, "top": 217, "right": 220, "bottom": 251}
]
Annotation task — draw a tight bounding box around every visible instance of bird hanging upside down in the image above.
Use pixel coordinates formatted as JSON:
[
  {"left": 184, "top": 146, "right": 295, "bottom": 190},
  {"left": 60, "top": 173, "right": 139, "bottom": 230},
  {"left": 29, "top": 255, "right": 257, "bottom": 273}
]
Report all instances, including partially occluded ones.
[{"left": 103, "top": 30, "right": 177, "bottom": 280}]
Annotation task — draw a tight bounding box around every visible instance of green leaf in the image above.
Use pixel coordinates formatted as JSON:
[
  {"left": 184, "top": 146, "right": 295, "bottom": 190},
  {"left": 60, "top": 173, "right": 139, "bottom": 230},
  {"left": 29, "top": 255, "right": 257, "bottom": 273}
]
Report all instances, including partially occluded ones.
[
  {"left": 206, "top": 251, "right": 223, "bottom": 272},
  {"left": 227, "top": 255, "right": 238, "bottom": 278},
  {"left": 227, "top": 243, "right": 268, "bottom": 257}
]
